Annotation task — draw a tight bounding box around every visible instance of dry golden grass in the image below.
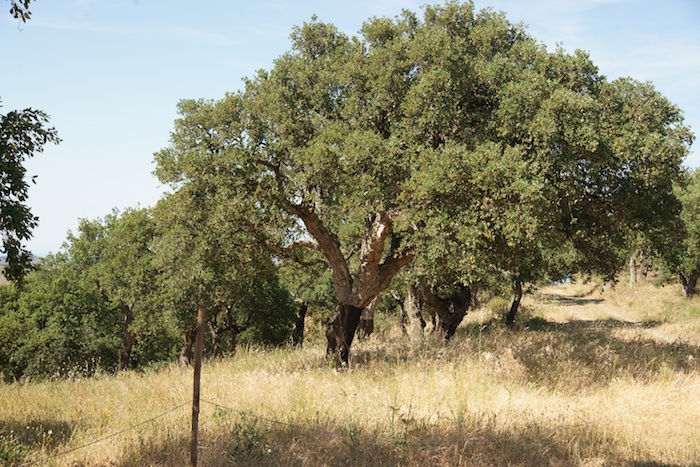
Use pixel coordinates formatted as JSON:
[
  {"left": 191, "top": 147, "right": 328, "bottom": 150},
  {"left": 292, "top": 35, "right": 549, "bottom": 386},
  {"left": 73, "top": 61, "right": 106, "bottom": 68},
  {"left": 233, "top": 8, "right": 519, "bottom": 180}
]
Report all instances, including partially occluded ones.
[{"left": 1, "top": 280, "right": 699, "bottom": 466}]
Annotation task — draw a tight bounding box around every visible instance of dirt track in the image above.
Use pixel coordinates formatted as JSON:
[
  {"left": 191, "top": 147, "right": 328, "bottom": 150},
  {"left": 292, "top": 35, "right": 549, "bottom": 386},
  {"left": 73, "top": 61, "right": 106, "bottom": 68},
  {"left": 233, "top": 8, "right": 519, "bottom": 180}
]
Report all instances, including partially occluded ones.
[{"left": 531, "top": 283, "right": 700, "bottom": 346}]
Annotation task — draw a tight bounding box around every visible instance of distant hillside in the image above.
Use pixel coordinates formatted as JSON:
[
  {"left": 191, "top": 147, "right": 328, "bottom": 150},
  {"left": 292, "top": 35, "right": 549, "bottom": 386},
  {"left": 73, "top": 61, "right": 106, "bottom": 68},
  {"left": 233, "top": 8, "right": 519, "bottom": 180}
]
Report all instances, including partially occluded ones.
[
  {"left": 0, "top": 255, "right": 43, "bottom": 284},
  {"left": 0, "top": 255, "right": 42, "bottom": 267}
]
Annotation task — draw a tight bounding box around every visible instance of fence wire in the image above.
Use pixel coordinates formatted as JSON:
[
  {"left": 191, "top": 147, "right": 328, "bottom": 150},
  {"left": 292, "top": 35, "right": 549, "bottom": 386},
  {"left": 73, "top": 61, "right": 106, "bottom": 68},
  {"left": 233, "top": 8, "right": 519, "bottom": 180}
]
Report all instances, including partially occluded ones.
[
  {"left": 15, "top": 374, "right": 696, "bottom": 465},
  {"left": 19, "top": 400, "right": 190, "bottom": 466}
]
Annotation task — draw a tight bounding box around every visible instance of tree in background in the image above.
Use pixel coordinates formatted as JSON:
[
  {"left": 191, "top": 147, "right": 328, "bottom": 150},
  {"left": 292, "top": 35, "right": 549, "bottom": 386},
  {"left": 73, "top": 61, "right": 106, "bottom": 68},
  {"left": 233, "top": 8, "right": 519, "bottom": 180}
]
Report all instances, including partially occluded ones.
[
  {"left": 9, "top": 251, "right": 121, "bottom": 379},
  {"left": 0, "top": 282, "right": 23, "bottom": 381},
  {"left": 153, "top": 182, "right": 296, "bottom": 367},
  {"left": 675, "top": 169, "right": 700, "bottom": 296},
  {"left": 0, "top": 100, "right": 59, "bottom": 283},
  {"left": 277, "top": 249, "right": 335, "bottom": 347},
  {"left": 405, "top": 7, "right": 691, "bottom": 326},
  {"left": 88, "top": 208, "right": 175, "bottom": 371},
  {"left": 0, "top": 210, "right": 178, "bottom": 380}
]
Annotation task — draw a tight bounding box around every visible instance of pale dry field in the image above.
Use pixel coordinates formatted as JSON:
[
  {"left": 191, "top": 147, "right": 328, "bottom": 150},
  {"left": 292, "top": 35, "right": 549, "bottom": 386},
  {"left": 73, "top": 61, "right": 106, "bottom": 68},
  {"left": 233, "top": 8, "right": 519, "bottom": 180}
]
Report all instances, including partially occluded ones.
[{"left": 1, "top": 280, "right": 699, "bottom": 466}]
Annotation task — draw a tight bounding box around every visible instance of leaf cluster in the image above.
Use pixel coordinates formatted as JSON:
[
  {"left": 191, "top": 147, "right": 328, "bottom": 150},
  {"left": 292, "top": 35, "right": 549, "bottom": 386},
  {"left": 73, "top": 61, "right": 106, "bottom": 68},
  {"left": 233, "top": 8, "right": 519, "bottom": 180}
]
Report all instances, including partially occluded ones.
[{"left": 0, "top": 100, "right": 60, "bottom": 283}]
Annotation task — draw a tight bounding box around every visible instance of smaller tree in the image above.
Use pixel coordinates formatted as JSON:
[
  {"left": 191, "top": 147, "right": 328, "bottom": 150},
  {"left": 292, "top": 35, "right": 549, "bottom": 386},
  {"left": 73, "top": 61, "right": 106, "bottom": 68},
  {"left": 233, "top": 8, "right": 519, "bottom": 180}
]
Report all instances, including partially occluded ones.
[
  {"left": 277, "top": 250, "right": 335, "bottom": 347},
  {"left": 153, "top": 185, "right": 296, "bottom": 367},
  {"left": 676, "top": 168, "right": 700, "bottom": 296},
  {"left": 12, "top": 252, "right": 121, "bottom": 378},
  {"left": 1, "top": 100, "right": 59, "bottom": 283},
  {"left": 0, "top": 282, "right": 23, "bottom": 381}
]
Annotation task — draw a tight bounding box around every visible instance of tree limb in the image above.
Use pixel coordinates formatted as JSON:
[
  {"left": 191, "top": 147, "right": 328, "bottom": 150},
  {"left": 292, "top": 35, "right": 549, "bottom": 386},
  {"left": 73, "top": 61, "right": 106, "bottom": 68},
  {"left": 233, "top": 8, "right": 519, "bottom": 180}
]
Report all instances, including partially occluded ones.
[{"left": 287, "top": 202, "right": 353, "bottom": 302}]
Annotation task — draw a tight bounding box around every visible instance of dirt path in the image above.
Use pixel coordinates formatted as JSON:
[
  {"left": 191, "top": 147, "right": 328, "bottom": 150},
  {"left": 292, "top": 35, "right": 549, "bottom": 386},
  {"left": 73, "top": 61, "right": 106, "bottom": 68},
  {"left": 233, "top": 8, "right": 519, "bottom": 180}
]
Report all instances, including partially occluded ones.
[{"left": 531, "top": 283, "right": 700, "bottom": 345}]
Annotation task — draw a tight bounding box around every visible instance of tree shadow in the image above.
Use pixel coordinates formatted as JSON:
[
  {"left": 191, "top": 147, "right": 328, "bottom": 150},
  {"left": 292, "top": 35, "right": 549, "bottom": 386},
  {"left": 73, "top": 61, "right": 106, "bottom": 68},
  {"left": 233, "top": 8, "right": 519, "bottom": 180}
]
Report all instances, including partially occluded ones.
[
  {"left": 0, "top": 417, "right": 78, "bottom": 464},
  {"left": 109, "top": 414, "right": 689, "bottom": 467},
  {"left": 524, "top": 316, "right": 664, "bottom": 331},
  {"left": 538, "top": 293, "right": 605, "bottom": 307},
  {"left": 506, "top": 315, "right": 700, "bottom": 388}
]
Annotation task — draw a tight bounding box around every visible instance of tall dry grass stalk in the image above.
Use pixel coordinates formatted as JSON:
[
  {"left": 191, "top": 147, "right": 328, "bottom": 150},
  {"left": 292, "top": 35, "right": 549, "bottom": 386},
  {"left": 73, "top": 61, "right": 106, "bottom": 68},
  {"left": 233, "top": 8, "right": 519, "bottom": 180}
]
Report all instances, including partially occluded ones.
[{"left": 1, "top": 281, "right": 699, "bottom": 466}]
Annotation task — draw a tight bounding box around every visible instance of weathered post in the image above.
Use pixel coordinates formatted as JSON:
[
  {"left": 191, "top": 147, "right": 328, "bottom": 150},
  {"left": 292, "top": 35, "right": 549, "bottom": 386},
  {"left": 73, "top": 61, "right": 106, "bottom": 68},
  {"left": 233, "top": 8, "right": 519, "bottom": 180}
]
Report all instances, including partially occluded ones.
[{"left": 190, "top": 304, "right": 206, "bottom": 466}]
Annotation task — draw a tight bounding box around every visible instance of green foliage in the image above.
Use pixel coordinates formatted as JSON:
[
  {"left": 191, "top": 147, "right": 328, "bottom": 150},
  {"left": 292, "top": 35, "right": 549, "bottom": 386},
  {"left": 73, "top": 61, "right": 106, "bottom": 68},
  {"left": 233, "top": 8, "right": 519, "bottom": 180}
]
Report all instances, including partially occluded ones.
[
  {"left": 277, "top": 249, "right": 335, "bottom": 312},
  {"left": 0, "top": 99, "right": 60, "bottom": 283},
  {"left": 153, "top": 2, "right": 692, "bottom": 338},
  {"left": 673, "top": 168, "right": 700, "bottom": 294},
  {"left": 4, "top": 1, "right": 694, "bottom": 380},
  {"left": 0, "top": 210, "right": 175, "bottom": 380},
  {"left": 0, "top": 199, "right": 298, "bottom": 380},
  {"left": 153, "top": 186, "right": 297, "bottom": 352},
  {"left": 0, "top": 432, "right": 28, "bottom": 465},
  {"left": 679, "top": 169, "right": 700, "bottom": 266},
  {"left": 11, "top": 253, "right": 122, "bottom": 378},
  {"left": 0, "top": 283, "right": 23, "bottom": 381},
  {"left": 228, "top": 415, "right": 268, "bottom": 463},
  {"left": 7, "top": 0, "right": 33, "bottom": 22}
]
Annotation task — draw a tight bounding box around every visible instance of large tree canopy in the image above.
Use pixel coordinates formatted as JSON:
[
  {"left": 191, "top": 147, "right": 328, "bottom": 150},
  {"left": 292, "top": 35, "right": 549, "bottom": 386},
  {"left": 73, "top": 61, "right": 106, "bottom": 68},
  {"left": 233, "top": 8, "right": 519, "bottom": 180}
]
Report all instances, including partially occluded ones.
[
  {"left": 155, "top": 1, "right": 692, "bottom": 362},
  {"left": 1, "top": 100, "right": 59, "bottom": 283}
]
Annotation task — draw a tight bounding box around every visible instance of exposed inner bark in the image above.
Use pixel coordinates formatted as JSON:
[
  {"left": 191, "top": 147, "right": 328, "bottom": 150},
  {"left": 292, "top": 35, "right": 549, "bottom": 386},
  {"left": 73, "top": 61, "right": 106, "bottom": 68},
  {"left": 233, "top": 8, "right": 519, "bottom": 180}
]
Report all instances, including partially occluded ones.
[
  {"left": 289, "top": 205, "right": 414, "bottom": 364},
  {"left": 326, "top": 303, "right": 364, "bottom": 365},
  {"left": 421, "top": 283, "right": 471, "bottom": 341},
  {"left": 505, "top": 280, "right": 523, "bottom": 327},
  {"left": 356, "top": 294, "right": 380, "bottom": 341}
]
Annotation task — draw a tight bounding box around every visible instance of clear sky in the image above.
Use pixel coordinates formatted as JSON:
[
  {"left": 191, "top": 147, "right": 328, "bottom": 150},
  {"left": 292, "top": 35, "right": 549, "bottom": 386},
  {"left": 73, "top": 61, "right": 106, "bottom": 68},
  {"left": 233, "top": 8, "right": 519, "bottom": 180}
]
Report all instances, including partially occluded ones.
[{"left": 2, "top": 0, "right": 698, "bottom": 256}]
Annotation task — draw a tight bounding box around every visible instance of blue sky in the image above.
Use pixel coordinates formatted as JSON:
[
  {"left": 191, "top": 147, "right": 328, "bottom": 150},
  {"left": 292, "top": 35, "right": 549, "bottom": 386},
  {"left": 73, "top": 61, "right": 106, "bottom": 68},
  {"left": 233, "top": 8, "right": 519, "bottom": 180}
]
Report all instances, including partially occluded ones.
[{"left": 1, "top": 0, "right": 698, "bottom": 256}]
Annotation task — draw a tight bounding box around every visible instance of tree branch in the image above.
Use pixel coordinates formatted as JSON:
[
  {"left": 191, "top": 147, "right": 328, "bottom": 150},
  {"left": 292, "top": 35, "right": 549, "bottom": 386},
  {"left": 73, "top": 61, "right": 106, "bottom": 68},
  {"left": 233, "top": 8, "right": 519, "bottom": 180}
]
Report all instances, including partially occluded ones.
[{"left": 287, "top": 202, "right": 353, "bottom": 302}]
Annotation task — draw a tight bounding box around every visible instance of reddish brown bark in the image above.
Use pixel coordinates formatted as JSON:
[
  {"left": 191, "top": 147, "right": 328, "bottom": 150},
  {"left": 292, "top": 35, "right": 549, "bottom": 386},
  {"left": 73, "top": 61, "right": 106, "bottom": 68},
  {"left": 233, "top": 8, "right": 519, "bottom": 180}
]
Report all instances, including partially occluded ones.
[
  {"left": 117, "top": 306, "right": 136, "bottom": 372},
  {"left": 356, "top": 294, "right": 380, "bottom": 341},
  {"left": 290, "top": 204, "right": 414, "bottom": 364},
  {"left": 421, "top": 283, "right": 471, "bottom": 341}
]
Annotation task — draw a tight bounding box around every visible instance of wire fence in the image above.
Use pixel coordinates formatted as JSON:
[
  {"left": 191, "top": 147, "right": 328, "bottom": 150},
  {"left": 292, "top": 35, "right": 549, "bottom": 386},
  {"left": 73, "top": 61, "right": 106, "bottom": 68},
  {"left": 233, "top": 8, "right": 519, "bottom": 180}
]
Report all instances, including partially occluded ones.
[
  {"left": 19, "top": 401, "right": 191, "bottom": 466},
  {"left": 15, "top": 374, "right": 696, "bottom": 465}
]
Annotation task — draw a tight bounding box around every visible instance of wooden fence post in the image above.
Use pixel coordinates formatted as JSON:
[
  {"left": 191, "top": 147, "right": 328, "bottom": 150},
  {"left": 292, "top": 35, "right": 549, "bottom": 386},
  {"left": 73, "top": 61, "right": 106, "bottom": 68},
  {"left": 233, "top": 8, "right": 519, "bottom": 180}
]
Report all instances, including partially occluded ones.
[{"left": 190, "top": 304, "right": 206, "bottom": 466}]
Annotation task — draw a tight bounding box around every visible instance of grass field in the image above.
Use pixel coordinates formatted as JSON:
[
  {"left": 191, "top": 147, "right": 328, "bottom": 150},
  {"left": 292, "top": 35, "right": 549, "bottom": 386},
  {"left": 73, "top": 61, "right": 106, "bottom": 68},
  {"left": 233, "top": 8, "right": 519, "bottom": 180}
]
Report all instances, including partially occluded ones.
[{"left": 1, "top": 279, "right": 699, "bottom": 466}]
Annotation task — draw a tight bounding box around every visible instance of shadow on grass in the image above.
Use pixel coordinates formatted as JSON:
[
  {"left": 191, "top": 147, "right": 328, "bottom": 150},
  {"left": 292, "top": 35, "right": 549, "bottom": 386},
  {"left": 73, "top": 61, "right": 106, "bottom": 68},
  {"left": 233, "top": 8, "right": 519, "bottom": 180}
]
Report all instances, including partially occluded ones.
[
  {"left": 456, "top": 312, "right": 700, "bottom": 389},
  {"left": 352, "top": 310, "right": 698, "bottom": 383},
  {"left": 112, "top": 414, "right": 688, "bottom": 466},
  {"left": 0, "top": 418, "right": 78, "bottom": 464},
  {"left": 538, "top": 293, "right": 606, "bottom": 307},
  {"left": 524, "top": 316, "right": 664, "bottom": 331}
]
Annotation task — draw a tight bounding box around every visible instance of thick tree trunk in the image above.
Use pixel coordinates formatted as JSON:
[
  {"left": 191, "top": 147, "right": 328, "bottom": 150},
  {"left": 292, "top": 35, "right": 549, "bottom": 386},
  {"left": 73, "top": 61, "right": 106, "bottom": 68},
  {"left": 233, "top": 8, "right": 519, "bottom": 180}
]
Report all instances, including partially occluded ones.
[
  {"left": 292, "top": 301, "right": 308, "bottom": 347},
  {"left": 117, "top": 307, "right": 136, "bottom": 372},
  {"left": 421, "top": 283, "right": 471, "bottom": 341},
  {"left": 629, "top": 255, "right": 637, "bottom": 288},
  {"left": 326, "top": 304, "right": 364, "bottom": 366},
  {"left": 179, "top": 328, "right": 196, "bottom": 369},
  {"left": 404, "top": 283, "right": 426, "bottom": 340},
  {"left": 505, "top": 280, "right": 523, "bottom": 327},
  {"left": 356, "top": 295, "right": 380, "bottom": 341},
  {"left": 680, "top": 268, "right": 699, "bottom": 297},
  {"left": 290, "top": 205, "right": 414, "bottom": 365}
]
